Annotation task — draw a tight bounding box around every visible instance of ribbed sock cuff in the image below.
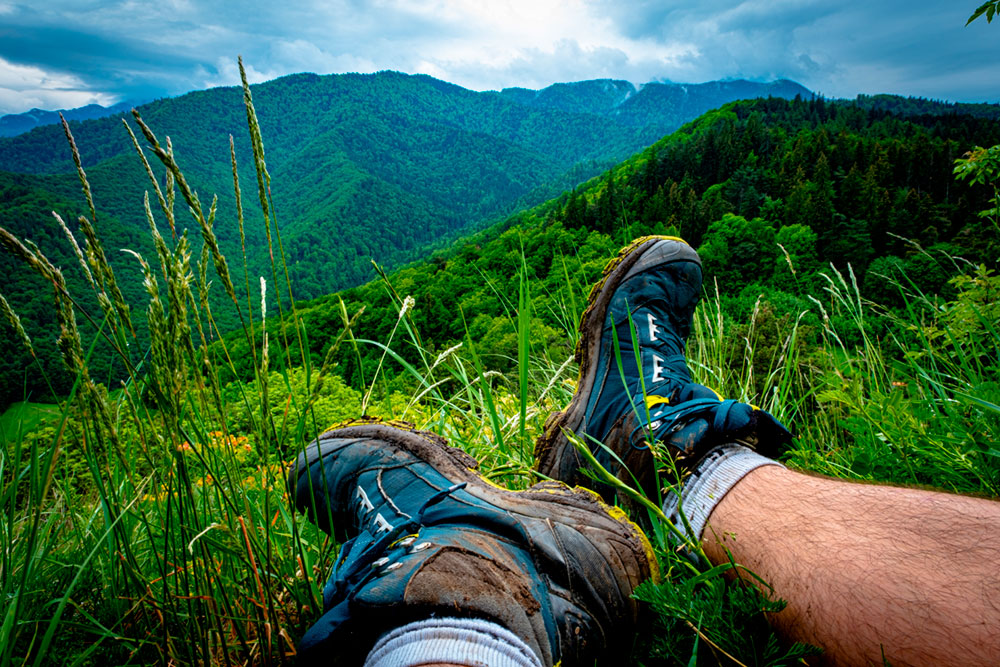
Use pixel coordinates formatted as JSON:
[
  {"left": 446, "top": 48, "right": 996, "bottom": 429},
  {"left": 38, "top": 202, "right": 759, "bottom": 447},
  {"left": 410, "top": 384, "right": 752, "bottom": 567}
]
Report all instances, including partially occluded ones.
[
  {"left": 364, "top": 617, "right": 543, "bottom": 667},
  {"left": 663, "top": 444, "right": 784, "bottom": 544}
]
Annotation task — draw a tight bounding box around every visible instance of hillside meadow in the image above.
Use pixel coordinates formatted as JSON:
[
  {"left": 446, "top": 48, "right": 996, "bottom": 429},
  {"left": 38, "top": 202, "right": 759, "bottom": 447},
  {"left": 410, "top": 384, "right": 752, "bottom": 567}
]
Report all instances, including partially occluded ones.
[{"left": 1, "top": 66, "right": 998, "bottom": 665}]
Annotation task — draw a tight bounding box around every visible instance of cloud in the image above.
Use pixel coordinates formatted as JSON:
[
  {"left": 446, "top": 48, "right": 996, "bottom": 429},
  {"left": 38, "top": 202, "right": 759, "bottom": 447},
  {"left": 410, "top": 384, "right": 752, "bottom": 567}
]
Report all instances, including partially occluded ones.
[
  {"left": 435, "top": 38, "right": 693, "bottom": 91},
  {"left": 0, "top": 0, "right": 996, "bottom": 115},
  {"left": 195, "top": 58, "right": 278, "bottom": 91},
  {"left": 270, "top": 40, "right": 378, "bottom": 76},
  {"left": 0, "top": 56, "right": 116, "bottom": 113}
]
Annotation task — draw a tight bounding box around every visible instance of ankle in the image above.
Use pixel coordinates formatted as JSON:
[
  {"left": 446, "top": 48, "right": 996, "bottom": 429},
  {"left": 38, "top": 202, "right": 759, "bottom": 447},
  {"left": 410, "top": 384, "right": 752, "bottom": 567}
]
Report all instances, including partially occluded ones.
[{"left": 663, "top": 443, "right": 785, "bottom": 544}]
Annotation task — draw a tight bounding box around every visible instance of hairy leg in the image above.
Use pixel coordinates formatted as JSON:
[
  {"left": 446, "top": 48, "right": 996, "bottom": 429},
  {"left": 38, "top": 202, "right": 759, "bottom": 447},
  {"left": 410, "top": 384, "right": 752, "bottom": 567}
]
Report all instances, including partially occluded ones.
[{"left": 702, "top": 466, "right": 1000, "bottom": 666}]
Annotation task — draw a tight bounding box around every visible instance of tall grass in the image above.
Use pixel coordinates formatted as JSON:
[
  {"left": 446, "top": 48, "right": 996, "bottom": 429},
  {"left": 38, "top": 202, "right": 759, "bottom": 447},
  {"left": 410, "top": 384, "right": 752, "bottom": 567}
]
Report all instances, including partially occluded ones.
[
  {"left": 0, "top": 60, "right": 324, "bottom": 666},
  {"left": 1, "top": 65, "right": 997, "bottom": 666}
]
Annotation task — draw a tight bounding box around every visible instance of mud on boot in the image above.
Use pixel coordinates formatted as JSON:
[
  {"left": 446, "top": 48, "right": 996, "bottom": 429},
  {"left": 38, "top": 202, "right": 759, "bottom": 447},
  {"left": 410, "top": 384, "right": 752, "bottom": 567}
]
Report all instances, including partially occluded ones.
[{"left": 288, "top": 419, "right": 659, "bottom": 666}]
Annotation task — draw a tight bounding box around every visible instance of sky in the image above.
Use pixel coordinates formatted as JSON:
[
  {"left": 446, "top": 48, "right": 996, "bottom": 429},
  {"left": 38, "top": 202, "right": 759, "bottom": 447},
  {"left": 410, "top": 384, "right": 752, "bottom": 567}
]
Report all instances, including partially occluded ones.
[{"left": 0, "top": 0, "right": 997, "bottom": 116}]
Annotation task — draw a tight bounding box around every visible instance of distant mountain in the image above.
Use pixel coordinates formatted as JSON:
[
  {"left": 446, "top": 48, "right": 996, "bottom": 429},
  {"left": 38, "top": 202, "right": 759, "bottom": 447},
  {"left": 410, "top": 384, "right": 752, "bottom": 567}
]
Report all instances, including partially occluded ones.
[
  {"left": 0, "top": 70, "right": 813, "bottom": 405},
  {"left": 495, "top": 78, "right": 812, "bottom": 132},
  {"left": 0, "top": 100, "right": 143, "bottom": 137}
]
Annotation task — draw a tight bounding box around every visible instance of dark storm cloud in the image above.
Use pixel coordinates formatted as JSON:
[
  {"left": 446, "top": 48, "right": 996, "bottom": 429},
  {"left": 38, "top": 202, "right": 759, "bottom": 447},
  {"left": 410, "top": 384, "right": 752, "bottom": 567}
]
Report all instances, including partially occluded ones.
[
  {"left": 0, "top": 0, "right": 996, "bottom": 115},
  {"left": 591, "top": 0, "right": 997, "bottom": 101}
]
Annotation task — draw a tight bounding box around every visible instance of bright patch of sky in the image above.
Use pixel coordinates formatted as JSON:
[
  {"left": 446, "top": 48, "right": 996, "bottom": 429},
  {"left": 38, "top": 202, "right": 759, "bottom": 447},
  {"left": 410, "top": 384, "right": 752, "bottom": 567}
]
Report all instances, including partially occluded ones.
[{"left": 0, "top": 0, "right": 996, "bottom": 115}]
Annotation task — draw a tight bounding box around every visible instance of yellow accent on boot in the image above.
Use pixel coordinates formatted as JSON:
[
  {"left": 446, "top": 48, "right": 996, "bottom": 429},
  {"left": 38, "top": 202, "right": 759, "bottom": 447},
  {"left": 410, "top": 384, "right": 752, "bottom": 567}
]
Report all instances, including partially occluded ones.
[{"left": 645, "top": 395, "right": 670, "bottom": 409}]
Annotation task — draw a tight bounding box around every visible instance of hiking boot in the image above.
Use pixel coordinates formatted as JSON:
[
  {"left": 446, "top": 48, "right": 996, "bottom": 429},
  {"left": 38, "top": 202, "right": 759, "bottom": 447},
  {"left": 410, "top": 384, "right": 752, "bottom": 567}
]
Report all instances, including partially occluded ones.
[
  {"left": 535, "top": 236, "right": 791, "bottom": 506},
  {"left": 288, "top": 418, "right": 659, "bottom": 666}
]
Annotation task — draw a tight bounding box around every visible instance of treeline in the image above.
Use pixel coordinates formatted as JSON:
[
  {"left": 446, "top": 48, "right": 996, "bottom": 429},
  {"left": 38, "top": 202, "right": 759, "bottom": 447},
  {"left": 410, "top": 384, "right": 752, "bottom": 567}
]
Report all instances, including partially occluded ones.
[
  {"left": 222, "top": 96, "right": 998, "bottom": 394},
  {"left": 561, "top": 97, "right": 999, "bottom": 278},
  {"left": 4, "top": 94, "right": 998, "bottom": 408},
  {"left": 848, "top": 94, "right": 1000, "bottom": 120}
]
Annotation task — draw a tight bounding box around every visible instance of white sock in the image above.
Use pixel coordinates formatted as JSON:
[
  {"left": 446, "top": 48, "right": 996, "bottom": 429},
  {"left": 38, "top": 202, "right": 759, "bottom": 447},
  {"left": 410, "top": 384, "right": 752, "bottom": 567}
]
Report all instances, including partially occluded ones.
[
  {"left": 364, "top": 616, "right": 543, "bottom": 667},
  {"left": 663, "top": 443, "right": 784, "bottom": 544}
]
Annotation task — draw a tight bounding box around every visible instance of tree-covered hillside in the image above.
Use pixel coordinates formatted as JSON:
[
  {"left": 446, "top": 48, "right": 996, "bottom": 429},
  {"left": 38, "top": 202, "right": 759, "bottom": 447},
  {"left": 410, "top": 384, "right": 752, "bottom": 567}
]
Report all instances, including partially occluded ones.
[
  {"left": 0, "top": 71, "right": 649, "bottom": 308},
  {"left": 0, "top": 72, "right": 811, "bottom": 407},
  {"left": 0, "top": 74, "right": 817, "bottom": 299},
  {"left": 244, "top": 96, "right": 998, "bottom": 395},
  {"left": 2, "top": 72, "right": 998, "bottom": 666}
]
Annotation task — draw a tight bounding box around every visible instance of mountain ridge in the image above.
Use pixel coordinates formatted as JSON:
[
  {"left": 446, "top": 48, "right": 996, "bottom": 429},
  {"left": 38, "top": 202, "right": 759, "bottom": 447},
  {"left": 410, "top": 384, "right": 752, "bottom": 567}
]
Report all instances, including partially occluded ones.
[
  {"left": 0, "top": 72, "right": 812, "bottom": 301},
  {"left": 0, "top": 100, "right": 147, "bottom": 138},
  {"left": 11, "top": 71, "right": 996, "bottom": 406}
]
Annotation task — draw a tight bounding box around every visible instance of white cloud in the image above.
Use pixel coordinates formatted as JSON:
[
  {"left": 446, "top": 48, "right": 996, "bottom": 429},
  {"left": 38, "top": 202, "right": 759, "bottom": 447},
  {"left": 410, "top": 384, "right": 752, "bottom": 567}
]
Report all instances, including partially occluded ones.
[
  {"left": 0, "top": 56, "right": 117, "bottom": 114},
  {"left": 0, "top": 0, "right": 996, "bottom": 115},
  {"left": 0, "top": 56, "right": 82, "bottom": 90},
  {"left": 271, "top": 40, "right": 377, "bottom": 75},
  {"left": 344, "top": 0, "right": 696, "bottom": 90},
  {"left": 196, "top": 57, "right": 280, "bottom": 90}
]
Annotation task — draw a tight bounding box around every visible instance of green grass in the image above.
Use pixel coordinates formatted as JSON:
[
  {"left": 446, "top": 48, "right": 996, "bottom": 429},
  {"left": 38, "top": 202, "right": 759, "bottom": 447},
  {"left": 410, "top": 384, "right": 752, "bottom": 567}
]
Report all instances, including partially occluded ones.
[
  {"left": 0, "top": 401, "right": 62, "bottom": 441},
  {"left": 1, "top": 61, "right": 998, "bottom": 666}
]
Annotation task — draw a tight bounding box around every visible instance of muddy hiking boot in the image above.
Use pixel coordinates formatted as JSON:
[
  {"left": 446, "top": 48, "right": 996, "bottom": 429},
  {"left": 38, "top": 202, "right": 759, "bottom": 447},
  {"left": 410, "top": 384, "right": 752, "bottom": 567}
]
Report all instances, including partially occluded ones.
[
  {"left": 535, "top": 236, "right": 791, "bottom": 508},
  {"left": 288, "top": 419, "right": 659, "bottom": 666}
]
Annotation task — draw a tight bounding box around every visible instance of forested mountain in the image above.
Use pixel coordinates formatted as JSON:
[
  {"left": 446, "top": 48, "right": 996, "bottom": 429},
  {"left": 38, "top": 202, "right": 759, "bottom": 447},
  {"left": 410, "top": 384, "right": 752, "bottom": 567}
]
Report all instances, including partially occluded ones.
[
  {"left": 226, "top": 96, "right": 999, "bottom": 395},
  {"left": 0, "top": 72, "right": 811, "bottom": 303},
  {"left": 4, "top": 71, "right": 998, "bottom": 408},
  {"left": 0, "top": 71, "right": 812, "bottom": 406},
  {"left": 0, "top": 101, "right": 142, "bottom": 138},
  {"left": 496, "top": 78, "right": 811, "bottom": 133}
]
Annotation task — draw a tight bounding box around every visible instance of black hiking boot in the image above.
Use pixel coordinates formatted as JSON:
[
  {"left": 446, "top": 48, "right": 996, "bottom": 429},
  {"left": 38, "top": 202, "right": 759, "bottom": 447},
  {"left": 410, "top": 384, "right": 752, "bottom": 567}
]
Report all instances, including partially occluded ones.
[
  {"left": 535, "top": 236, "right": 791, "bottom": 509},
  {"left": 288, "top": 418, "right": 659, "bottom": 666}
]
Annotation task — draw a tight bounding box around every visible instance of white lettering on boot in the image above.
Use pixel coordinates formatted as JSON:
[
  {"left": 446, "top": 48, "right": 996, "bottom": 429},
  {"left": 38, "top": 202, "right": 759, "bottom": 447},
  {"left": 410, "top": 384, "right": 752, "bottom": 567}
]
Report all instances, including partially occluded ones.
[
  {"left": 357, "top": 485, "right": 375, "bottom": 513},
  {"left": 647, "top": 313, "right": 661, "bottom": 342},
  {"left": 652, "top": 354, "right": 666, "bottom": 383},
  {"left": 373, "top": 513, "right": 394, "bottom": 533}
]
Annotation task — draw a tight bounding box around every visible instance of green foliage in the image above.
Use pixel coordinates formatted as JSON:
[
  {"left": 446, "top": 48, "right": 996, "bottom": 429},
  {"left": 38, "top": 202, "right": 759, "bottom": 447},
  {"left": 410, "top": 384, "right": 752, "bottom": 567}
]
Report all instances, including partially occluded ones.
[
  {"left": 773, "top": 223, "right": 819, "bottom": 292},
  {"left": 954, "top": 144, "right": 1000, "bottom": 250},
  {"left": 222, "top": 367, "right": 363, "bottom": 444},
  {"left": 2, "top": 69, "right": 1000, "bottom": 667},
  {"left": 968, "top": 1, "right": 1000, "bottom": 24},
  {"left": 698, "top": 214, "right": 778, "bottom": 292},
  {"left": 635, "top": 567, "right": 818, "bottom": 665},
  {"left": 0, "top": 401, "right": 61, "bottom": 437}
]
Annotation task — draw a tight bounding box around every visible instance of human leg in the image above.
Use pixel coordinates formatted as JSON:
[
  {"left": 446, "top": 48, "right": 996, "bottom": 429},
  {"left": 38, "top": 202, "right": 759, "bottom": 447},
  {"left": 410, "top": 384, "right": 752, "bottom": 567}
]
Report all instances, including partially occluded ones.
[
  {"left": 287, "top": 419, "right": 658, "bottom": 666},
  {"left": 538, "top": 235, "right": 999, "bottom": 665},
  {"left": 701, "top": 464, "right": 1000, "bottom": 666}
]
